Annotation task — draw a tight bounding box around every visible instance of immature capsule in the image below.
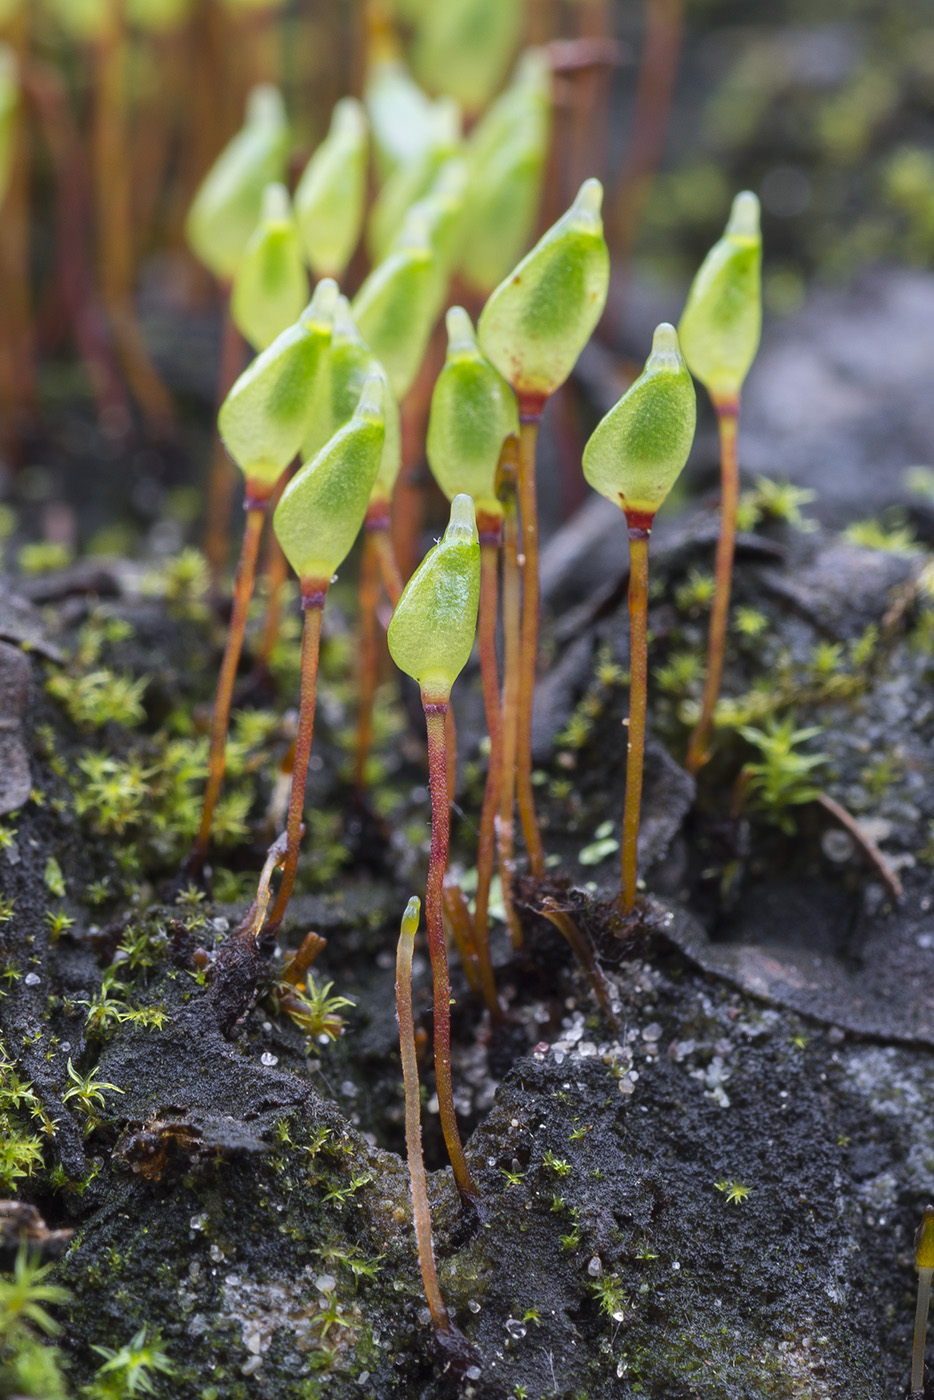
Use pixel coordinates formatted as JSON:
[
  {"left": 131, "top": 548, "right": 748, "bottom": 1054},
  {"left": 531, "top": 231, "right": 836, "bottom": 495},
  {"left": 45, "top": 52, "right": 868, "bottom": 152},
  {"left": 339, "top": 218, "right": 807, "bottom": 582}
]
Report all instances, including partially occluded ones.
[
  {"left": 0, "top": 44, "right": 19, "bottom": 209},
  {"left": 186, "top": 85, "right": 289, "bottom": 283},
  {"left": 477, "top": 178, "right": 610, "bottom": 408},
  {"left": 294, "top": 98, "right": 368, "bottom": 280},
  {"left": 218, "top": 278, "right": 338, "bottom": 499},
  {"left": 273, "top": 376, "right": 386, "bottom": 591},
  {"left": 582, "top": 323, "right": 697, "bottom": 529},
  {"left": 387, "top": 494, "right": 481, "bottom": 703},
  {"left": 367, "top": 97, "right": 460, "bottom": 264},
  {"left": 678, "top": 191, "right": 762, "bottom": 404},
  {"left": 411, "top": 0, "right": 523, "bottom": 114},
  {"left": 230, "top": 183, "right": 309, "bottom": 351},
  {"left": 427, "top": 307, "right": 518, "bottom": 522},
  {"left": 353, "top": 211, "right": 437, "bottom": 401}
]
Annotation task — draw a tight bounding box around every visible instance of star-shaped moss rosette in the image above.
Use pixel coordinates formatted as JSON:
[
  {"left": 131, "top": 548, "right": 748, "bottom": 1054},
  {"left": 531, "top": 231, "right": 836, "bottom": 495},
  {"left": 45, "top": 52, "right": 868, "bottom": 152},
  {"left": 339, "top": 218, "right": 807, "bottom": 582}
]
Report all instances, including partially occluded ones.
[
  {"left": 191, "top": 280, "right": 338, "bottom": 872},
  {"left": 427, "top": 306, "right": 518, "bottom": 992},
  {"left": 582, "top": 322, "right": 696, "bottom": 911},
  {"left": 230, "top": 182, "right": 308, "bottom": 352},
  {"left": 294, "top": 97, "right": 368, "bottom": 281},
  {"left": 387, "top": 495, "right": 480, "bottom": 1202},
  {"left": 352, "top": 209, "right": 437, "bottom": 402},
  {"left": 477, "top": 177, "right": 610, "bottom": 879},
  {"left": 679, "top": 191, "right": 763, "bottom": 775},
  {"left": 263, "top": 375, "right": 386, "bottom": 936},
  {"left": 185, "top": 84, "right": 289, "bottom": 284}
]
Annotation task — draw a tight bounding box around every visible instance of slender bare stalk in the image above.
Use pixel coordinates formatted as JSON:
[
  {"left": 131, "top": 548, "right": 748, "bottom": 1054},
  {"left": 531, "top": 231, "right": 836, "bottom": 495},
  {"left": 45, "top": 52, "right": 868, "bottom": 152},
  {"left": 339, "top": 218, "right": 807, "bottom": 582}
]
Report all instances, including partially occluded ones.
[
  {"left": 497, "top": 447, "right": 525, "bottom": 949},
  {"left": 395, "top": 895, "right": 451, "bottom": 1336},
  {"left": 254, "top": 462, "right": 295, "bottom": 671},
  {"left": 354, "top": 532, "right": 383, "bottom": 791},
  {"left": 442, "top": 882, "right": 482, "bottom": 998},
  {"left": 264, "top": 584, "right": 328, "bottom": 937},
  {"left": 911, "top": 1266, "right": 932, "bottom": 1398},
  {"left": 539, "top": 897, "right": 619, "bottom": 1034},
  {"left": 191, "top": 497, "right": 267, "bottom": 870},
  {"left": 621, "top": 526, "right": 650, "bottom": 910},
  {"left": 423, "top": 699, "right": 477, "bottom": 1202},
  {"left": 472, "top": 513, "right": 504, "bottom": 1015},
  {"left": 685, "top": 396, "right": 739, "bottom": 775},
  {"left": 515, "top": 403, "right": 546, "bottom": 875}
]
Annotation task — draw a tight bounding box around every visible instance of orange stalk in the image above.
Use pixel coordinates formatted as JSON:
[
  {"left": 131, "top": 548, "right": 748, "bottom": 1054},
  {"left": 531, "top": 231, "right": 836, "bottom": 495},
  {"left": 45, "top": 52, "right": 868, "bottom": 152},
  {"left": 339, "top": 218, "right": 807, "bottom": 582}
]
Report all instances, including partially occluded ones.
[
  {"left": 685, "top": 396, "right": 739, "bottom": 774},
  {"left": 620, "top": 525, "right": 650, "bottom": 910},
  {"left": 496, "top": 443, "right": 524, "bottom": 948},
  {"left": 204, "top": 295, "right": 245, "bottom": 587},
  {"left": 515, "top": 404, "right": 546, "bottom": 876},
  {"left": 472, "top": 516, "right": 504, "bottom": 1014}
]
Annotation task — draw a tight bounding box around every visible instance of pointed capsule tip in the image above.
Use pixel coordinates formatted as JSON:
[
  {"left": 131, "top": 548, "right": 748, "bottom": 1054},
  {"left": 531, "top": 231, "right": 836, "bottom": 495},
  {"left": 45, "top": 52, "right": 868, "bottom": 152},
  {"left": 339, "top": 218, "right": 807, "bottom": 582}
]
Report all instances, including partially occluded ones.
[
  {"left": 727, "top": 190, "right": 760, "bottom": 239},
  {"left": 332, "top": 95, "right": 365, "bottom": 136},
  {"left": 331, "top": 294, "right": 357, "bottom": 341},
  {"left": 445, "top": 306, "right": 477, "bottom": 355},
  {"left": 396, "top": 209, "right": 432, "bottom": 252},
  {"left": 357, "top": 374, "right": 384, "bottom": 418},
  {"left": 305, "top": 278, "right": 339, "bottom": 324},
  {"left": 446, "top": 494, "right": 478, "bottom": 544},
  {"left": 652, "top": 322, "right": 679, "bottom": 355},
  {"left": 572, "top": 177, "right": 605, "bottom": 224},
  {"left": 261, "top": 182, "right": 291, "bottom": 224},
  {"left": 400, "top": 895, "right": 420, "bottom": 939},
  {"left": 246, "top": 83, "right": 285, "bottom": 127}
]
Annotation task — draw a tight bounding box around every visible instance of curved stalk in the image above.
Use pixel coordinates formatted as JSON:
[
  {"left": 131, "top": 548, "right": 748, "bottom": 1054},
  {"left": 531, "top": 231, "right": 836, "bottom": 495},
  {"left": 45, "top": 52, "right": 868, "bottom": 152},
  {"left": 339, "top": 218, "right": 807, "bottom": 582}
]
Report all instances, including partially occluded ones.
[
  {"left": 423, "top": 697, "right": 477, "bottom": 1203},
  {"left": 395, "top": 895, "right": 451, "bottom": 1336},
  {"left": 621, "top": 526, "right": 650, "bottom": 910},
  {"left": 264, "top": 584, "right": 328, "bottom": 938},
  {"left": 191, "top": 496, "right": 267, "bottom": 871},
  {"left": 516, "top": 404, "right": 546, "bottom": 875},
  {"left": 685, "top": 395, "right": 739, "bottom": 775}
]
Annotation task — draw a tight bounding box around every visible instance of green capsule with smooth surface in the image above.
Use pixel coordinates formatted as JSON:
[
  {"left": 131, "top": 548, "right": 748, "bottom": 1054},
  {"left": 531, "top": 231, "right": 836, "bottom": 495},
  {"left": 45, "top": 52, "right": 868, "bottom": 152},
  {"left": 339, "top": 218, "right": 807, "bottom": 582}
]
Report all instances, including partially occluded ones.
[
  {"left": 186, "top": 85, "right": 289, "bottom": 283},
  {"left": 230, "top": 183, "right": 309, "bottom": 351},
  {"left": 352, "top": 211, "right": 437, "bottom": 401},
  {"left": 218, "top": 279, "right": 338, "bottom": 498},
  {"left": 582, "top": 323, "right": 696, "bottom": 528},
  {"left": 126, "top": 0, "right": 191, "bottom": 30},
  {"left": 678, "top": 192, "right": 762, "bottom": 405},
  {"left": 273, "top": 376, "right": 385, "bottom": 588},
  {"left": 364, "top": 53, "right": 438, "bottom": 178},
  {"left": 44, "top": 0, "right": 108, "bottom": 39},
  {"left": 467, "top": 48, "right": 550, "bottom": 174},
  {"left": 411, "top": 0, "right": 522, "bottom": 114},
  {"left": 302, "top": 295, "right": 402, "bottom": 511},
  {"left": 427, "top": 308, "right": 518, "bottom": 522},
  {"left": 0, "top": 45, "right": 19, "bottom": 211},
  {"left": 294, "top": 98, "right": 367, "bottom": 280},
  {"left": 477, "top": 178, "right": 610, "bottom": 408},
  {"left": 387, "top": 494, "right": 480, "bottom": 703},
  {"left": 366, "top": 97, "right": 460, "bottom": 263}
]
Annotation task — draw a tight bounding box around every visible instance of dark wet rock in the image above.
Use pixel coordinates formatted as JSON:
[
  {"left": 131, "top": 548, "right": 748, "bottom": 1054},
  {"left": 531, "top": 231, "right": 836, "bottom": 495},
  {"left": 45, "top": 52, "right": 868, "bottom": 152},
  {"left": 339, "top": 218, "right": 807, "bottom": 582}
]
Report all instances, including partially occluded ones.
[{"left": 0, "top": 639, "right": 33, "bottom": 815}]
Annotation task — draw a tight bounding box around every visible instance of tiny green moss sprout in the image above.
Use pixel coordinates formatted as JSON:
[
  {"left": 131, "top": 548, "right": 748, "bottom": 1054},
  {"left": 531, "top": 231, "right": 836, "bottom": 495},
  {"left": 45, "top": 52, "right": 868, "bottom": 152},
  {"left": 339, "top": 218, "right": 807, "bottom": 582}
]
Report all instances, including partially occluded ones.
[
  {"left": 47, "top": 669, "right": 147, "bottom": 730},
  {"left": 84, "top": 1327, "right": 176, "bottom": 1400},
  {"left": 478, "top": 177, "right": 610, "bottom": 407},
  {"left": 276, "top": 976, "right": 353, "bottom": 1041},
  {"left": 844, "top": 516, "right": 920, "bottom": 554},
  {"left": 715, "top": 1177, "right": 752, "bottom": 1204},
  {"left": 18, "top": 541, "right": 74, "bottom": 575},
  {"left": 294, "top": 97, "right": 368, "bottom": 279},
  {"left": 230, "top": 181, "right": 309, "bottom": 351},
  {"left": 186, "top": 83, "right": 289, "bottom": 282},
  {"left": 0, "top": 1246, "right": 71, "bottom": 1340},
  {"left": 582, "top": 323, "right": 696, "bottom": 910},
  {"left": 737, "top": 717, "right": 827, "bottom": 834},
  {"left": 62, "top": 1058, "right": 124, "bottom": 1127}
]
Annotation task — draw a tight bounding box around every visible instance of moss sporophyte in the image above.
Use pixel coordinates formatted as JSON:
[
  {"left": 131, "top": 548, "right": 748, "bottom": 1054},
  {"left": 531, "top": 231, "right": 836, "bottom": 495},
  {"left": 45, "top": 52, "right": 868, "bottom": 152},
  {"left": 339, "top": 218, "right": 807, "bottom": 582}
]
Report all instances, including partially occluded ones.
[
  {"left": 190, "top": 279, "right": 338, "bottom": 874},
  {"left": 582, "top": 322, "right": 696, "bottom": 911},
  {"left": 679, "top": 190, "right": 763, "bottom": 775},
  {"left": 911, "top": 1204, "right": 934, "bottom": 1397},
  {"left": 294, "top": 97, "right": 368, "bottom": 282},
  {"left": 230, "top": 181, "right": 308, "bottom": 353},
  {"left": 388, "top": 494, "right": 481, "bottom": 1203},
  {"left": 478, "top": 177, "right": 610, "bottom": 881}
]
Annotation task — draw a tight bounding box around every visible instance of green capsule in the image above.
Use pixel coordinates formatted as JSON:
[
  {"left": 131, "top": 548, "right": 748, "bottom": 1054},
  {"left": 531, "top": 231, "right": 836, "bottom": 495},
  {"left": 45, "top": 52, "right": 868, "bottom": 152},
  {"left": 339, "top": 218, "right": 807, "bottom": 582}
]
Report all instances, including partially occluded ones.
[
  {"left": 477, "top": 177, "right": 610, "bottom": 407},
  {"left": 411, "top": 0, "right": 522, "bottom": 114},
  {"left": 230, "top": 183, "right": 309, "bottom": 352},
  {"left": 273, "top": 376, "right": 386, "bottom": 588},
  {"left": 294, "top": 98, "right": 368, "bottom": 280},
  {"left": 0, "top": 0, "right": 24, "bottom": 24},
  {"left": 218, "top": 0, "right": 287, "bottom": 12},
  {"left": 366, "top": 97, "right": 460, "bottom": 263},
  {"left": 186, "top": 85, "right": 289, "bottom": 283},
  {"left": 0, "top": 45, "right": 19, "bottom": 212},
  {"left": 387, "top": 494, "right": 480, "bottom": 703},
  {"left": 364, "top": 51, "right": 438, "bottom": 179},
  {"left": 467, "top": 48, "right": 550, "bottom": 174},
  {"left": 678, "top": 191, "right": 762, "bottom": 405},
  {"left": 582, "top": 324, "right": 696, "bottom": 528},
  {"left": 126, "top": 0, "right": 191, "bottom": 30},
  {"left": 460, "top": 122, "right": 549, "bottom": 295},
  {"left": 44, "top": 0, "right": 109, "bottom": 39},
  {"left": 302, "top": 295, "right": 402, "bottom": 511},
  {"left": 217, "top": 279, "right": 338, "bottom": 498},
  {"left": 427, "top": 307, "right": 518, "bottom": 522},
  {"left": 352, "top": 210, "right": 437, "bottom": 401}
]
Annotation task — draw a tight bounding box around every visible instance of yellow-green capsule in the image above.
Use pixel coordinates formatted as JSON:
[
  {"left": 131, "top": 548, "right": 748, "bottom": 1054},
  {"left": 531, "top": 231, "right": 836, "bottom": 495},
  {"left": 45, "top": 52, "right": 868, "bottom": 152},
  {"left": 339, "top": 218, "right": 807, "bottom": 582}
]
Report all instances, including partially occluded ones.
[
  {"left": 218, "top": 0, "right": 287, "bottom": 12},
  {"left": 678, "top": 191, "right": 762, "bottom": 406},
  {"left": 218, "top": 279, "right": 338, "bottom": 500},
  {"left": 186, "top": 85, "right": 289, "bottom": 283},
  {"left": 44, "top": 0, "right": 108, "bottom": 39},
  {"left": 364, "top": 51, "right": 438, "bottom": 179},
  {"left": 387, "top": 494, "right": 480, "bottom": 704},
  {"left": 126, "top": 0, "right": 191, "bottom": 30},
  {"left": 0, "top": 0, "right": 25, "bottom": 24},
  {"left": 366, "top": 97, "right": 460, "bottom": 264},
  {"left": 273, "top": 376, "right": 385, "bottom": 591},
  {"left": 411, "top": 0, "right": 523, "bottom": 115},
  {"left": 230, "top": 183, "right": 309, "bottom": 352},
  {"left": 352, "top": 211, "right": 437, "bottom": 401},
  {"left": 467, "top": 48, "right": 550, "bottom": 174},
  {"left": 0, "top": 45, "right": 19, "bottom": 211},
  {"left": 301, "top": 295, "right": 402, "bottom": 514},
  {"left": 477, "top": 177, "right": 610, "bottom": 410},
  {"left": 426, "top": 307, "right": 518, "bottom": 524},
  {"left": 582, "top": 323, "right": 696, "bottom": 531},
  {"left": 294, "top": 98, "right": 368, "bottom": 280}
]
